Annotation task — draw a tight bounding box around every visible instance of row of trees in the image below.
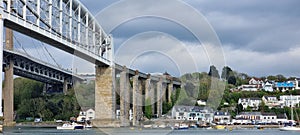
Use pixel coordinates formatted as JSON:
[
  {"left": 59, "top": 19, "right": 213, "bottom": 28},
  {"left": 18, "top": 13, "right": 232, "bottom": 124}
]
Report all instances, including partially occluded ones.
[{"left": 14, "top": 78, "right": 80, "bottom": 121}]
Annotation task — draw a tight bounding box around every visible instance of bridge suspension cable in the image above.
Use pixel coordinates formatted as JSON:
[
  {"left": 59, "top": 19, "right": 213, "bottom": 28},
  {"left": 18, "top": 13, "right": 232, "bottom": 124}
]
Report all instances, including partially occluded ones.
[
  {"left": 31, "top": 39, "right": 44, "bottom": 61},
  {"left": 13, "top": 35, "right": 29, "bottom": 55},
  {"left": 40, "top": 42, "right": 61, "bottom": 68}
]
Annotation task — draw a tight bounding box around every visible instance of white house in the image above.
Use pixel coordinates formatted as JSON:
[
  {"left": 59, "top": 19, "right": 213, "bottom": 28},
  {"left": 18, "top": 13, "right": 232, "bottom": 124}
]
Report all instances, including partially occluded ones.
[
  {"left": 263, "top": 82, "right": 274, "bottom": 92},
  {"left": 275, "top": 81, "right": 295, "bottom": 92},
  {"left": 261, "top": 112, "right": 277, "bottom": 124},
  {"left": 171, "top": 106, "right": 214, "bottom": 123},
  {"left": 294, "top": 78, "right": 300, "bottom": 90},
  {"left": 236, "top": 112, "right": 262, "bottom": 124},
  {"left": 238, "top": 85, "right": 259, "bottom": 91},
  {"left": 238, "top": 98, "right": 262, "bottom": 110},
  {"left": 213, "top": 112, "right": 231, "bottom": 124},
  {"left": 249, "top": 78, "right": 263, "bottom": 85},
  {"left": 77, "top": 108, "right": 95, "bottom": 122},
  {"left": 262, "top": 96, "right": 280, "bottom": 108},
  {"left": 279, "top": 95, "right": 300, "bottom": 108},
  {"left": 197, "top": 100, "right": 207, "bottom": 106}
]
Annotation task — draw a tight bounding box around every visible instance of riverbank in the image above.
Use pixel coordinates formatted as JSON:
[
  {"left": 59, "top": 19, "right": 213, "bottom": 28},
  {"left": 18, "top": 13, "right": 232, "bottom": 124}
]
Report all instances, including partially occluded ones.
[{"left": 15, "top": 122, "right": 58, "bottom": 128}]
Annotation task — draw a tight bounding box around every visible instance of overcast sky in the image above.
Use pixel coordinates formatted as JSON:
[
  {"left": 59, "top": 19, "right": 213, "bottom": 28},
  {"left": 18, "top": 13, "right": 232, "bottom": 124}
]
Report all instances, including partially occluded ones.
[
  {"left": 76, "top": 0, "right": 300, "bottom": 77},
  {"left": 15, "top": 0, "right": 300, "bottom": 78}
]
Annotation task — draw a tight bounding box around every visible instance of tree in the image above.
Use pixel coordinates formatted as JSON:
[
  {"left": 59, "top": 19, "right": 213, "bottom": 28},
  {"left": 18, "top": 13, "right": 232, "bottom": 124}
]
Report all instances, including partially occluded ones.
[
  {"left": 267, "top": 75, "right": 277, "bottom": 81},
  {"left": 221, "top": 66, "right": 233, "bottom": 80},
  {"left": 208, "top": 65, "right": 220, "bottom": 78},
  {"left": 236, "top": 103, "right": 243, "bottom": 114},
  {"left": 228, "top": 76, "right": 237, "bottom": 85},
  {"left": 162, "top": 101, "right": 172, "bottom": 114},
  {"left": 276, "top": 74, "right": 287, "bottom": 82},
  {"left": 144, "top": 98, "right": 152, "bottom": 119}
]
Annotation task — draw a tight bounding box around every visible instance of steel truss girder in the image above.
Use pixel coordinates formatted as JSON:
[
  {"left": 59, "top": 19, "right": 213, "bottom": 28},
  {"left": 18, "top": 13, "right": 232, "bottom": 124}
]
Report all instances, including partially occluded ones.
[
  {"left": 3, "top": 49, "right": 84, "bottom": 85},
  {"left": 0, "top": 0, "right": 112, "bottom": 65}
]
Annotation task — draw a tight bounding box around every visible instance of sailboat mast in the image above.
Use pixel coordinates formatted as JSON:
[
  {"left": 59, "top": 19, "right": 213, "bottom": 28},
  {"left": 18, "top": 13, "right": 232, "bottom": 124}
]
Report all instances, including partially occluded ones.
[{"left": 290, "top": 95, "right": 293, "bottom": 122}]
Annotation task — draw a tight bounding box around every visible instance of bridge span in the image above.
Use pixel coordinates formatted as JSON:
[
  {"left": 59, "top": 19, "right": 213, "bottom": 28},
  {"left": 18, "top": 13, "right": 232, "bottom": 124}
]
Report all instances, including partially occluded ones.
[
  {"left": 0, "top": 0, "right": 182, "bottom": 127},
  {"left": 3, "top": 49, "right": 84, "bottom": 91}
]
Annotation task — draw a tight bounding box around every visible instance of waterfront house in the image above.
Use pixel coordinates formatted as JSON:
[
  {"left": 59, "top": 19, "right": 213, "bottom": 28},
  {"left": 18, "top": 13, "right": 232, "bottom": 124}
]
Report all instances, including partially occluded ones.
[
  {"left": 261, "top": 112, "right": 277, "bottom": 124},
  {"left": 171, "top": 106, "right": 214, "bottom": 123},
  {"left": 238, "top": 98, "right": 262, "bottom": 110},
  {"left": 77, "top": 108, "right": 95, "bottom": 122},
  {"left": 213, "top": 111, "right": 231, "bottom": 124},
  {"left": 236, "top": 112, "right": 261, "bottom": 124}
]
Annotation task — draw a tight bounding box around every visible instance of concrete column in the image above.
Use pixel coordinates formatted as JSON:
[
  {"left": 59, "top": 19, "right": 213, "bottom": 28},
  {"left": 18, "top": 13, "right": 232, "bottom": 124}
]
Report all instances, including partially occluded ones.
[
  {"left": 0, "top": 16, "right": 4, "bottom": 117},
  {"left": 94, "top": 66, "right": 118, "bottom": 127},
  {"left": 138, "top": 80, "right": 144, "bottom": 122},
  {"left": 156, "top": 77, "right": 163, "bottom": 117},
  {"left": 168, "top": 82, "right": 173, "bottom": 103},
  {"left": 120, "top": 67, "right": 130, "bottom": 126},
  {"left": 145, "top": 75, "right": 152, "bottom": 114},
  {"left": 3, "top": 28, "right": 15, "bottom": 126},
  {"left": 132, "top": 73, "right": 139, "bottom": 126},
  {"left": 151, "top": 81, "right": 155, "bottom": 115},
  {"left": 63, "top": 79, "right": 68, "bottom": 95}
]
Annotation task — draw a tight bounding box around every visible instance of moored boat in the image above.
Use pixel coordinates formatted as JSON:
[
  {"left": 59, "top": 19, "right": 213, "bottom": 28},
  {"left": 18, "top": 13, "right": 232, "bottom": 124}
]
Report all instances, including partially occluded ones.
[
  {"left": 214, "top": 125, "right": 225, "bottom": 130},
  {"left": 57, "top": 122, "right": 84, "bottom": 130},
  {"left": 279, "top": 126, "right": 300, "bottom": 131},
  {"left": 279, "top": 95, "right": 300, "bottom": 131},
  {"left": 174, "top": 123, "right": 189, "bottom": 130}
]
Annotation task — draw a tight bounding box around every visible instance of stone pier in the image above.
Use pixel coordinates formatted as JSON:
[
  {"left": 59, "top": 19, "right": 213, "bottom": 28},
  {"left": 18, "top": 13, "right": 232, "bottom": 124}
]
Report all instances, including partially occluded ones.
[
  {"left": 120, "top": 67, "right": 130, "bottom": 126},
  {"left": 156, "top": 77, "right": 163, "bottom": 117},
  {"left": 168, "top": 82, "right": 173, "bottom": 103},
  {"left": 93, "top": 65, "right": 119, "bottom": 127},
  {"left": 145, "top": 75, "right": 152, "bottom": 115},
  {"left": 132, "top": 72, "right": 139, "bottom": 126},
  {"left": 3, "top": 28, "right": 15, "bottom": 126},
  {"left": 63, "top": 79, "right": 68, "bottom": 95}
]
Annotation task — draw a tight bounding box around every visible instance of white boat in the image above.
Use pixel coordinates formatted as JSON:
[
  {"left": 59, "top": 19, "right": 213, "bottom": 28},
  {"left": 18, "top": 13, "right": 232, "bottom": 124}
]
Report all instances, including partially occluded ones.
[
  {"left": 57, "top": 122, "right": 84, "bottom": 130},
  {"left": 57, "top": 123, "right": 74, "bottom": 130},
  {"left": 279, "top": 126, "right": 300, "bottom": 131},
  {"left": 174, "top": 123, "right": 189, "bottom": 130},
  {"left": 279, "top": 95, "right": 300, "bottom": 131},
  {"left": 85, "top": 124, "right": 93, "bottom": 128}
]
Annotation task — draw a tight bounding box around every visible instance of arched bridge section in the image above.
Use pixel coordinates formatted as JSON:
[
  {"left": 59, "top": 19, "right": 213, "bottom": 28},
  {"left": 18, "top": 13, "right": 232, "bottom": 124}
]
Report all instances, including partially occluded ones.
[{"left": 0, "top": 0, "right": 113, "bottom": 65}]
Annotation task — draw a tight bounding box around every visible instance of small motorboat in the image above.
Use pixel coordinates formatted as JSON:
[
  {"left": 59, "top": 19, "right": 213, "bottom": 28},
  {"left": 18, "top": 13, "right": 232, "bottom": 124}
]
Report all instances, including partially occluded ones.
[
  {"left": 174, "top": 123, "right": 189, "bottom": 130},
  {"left": 214, "top": 125, "right": 225, "bottom": 130},
  {"left": 57, "top": 122, "right": 84, "bottom": 130},
  {"left": 57, "top": 123, "right": 74, "bottom": 130}
]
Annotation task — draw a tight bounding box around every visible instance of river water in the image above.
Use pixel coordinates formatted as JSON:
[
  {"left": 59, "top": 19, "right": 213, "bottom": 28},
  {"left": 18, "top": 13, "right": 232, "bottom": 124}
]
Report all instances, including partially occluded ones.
[{"left": 2, "top": 127, "right": 300, "bottom": 135}]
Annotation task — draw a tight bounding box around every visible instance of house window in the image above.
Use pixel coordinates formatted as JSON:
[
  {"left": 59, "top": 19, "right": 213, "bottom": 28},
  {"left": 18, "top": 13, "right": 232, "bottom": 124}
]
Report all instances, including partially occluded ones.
[{"left": 89, "top": 112, "right": 93, "bottom": 114}]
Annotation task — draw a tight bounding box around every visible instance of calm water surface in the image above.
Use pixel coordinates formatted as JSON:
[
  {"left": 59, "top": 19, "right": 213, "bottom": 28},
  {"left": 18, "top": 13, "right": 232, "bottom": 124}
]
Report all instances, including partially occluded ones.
[{"left": 2, "top": 127, "right": 300, "bottom": 135}]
